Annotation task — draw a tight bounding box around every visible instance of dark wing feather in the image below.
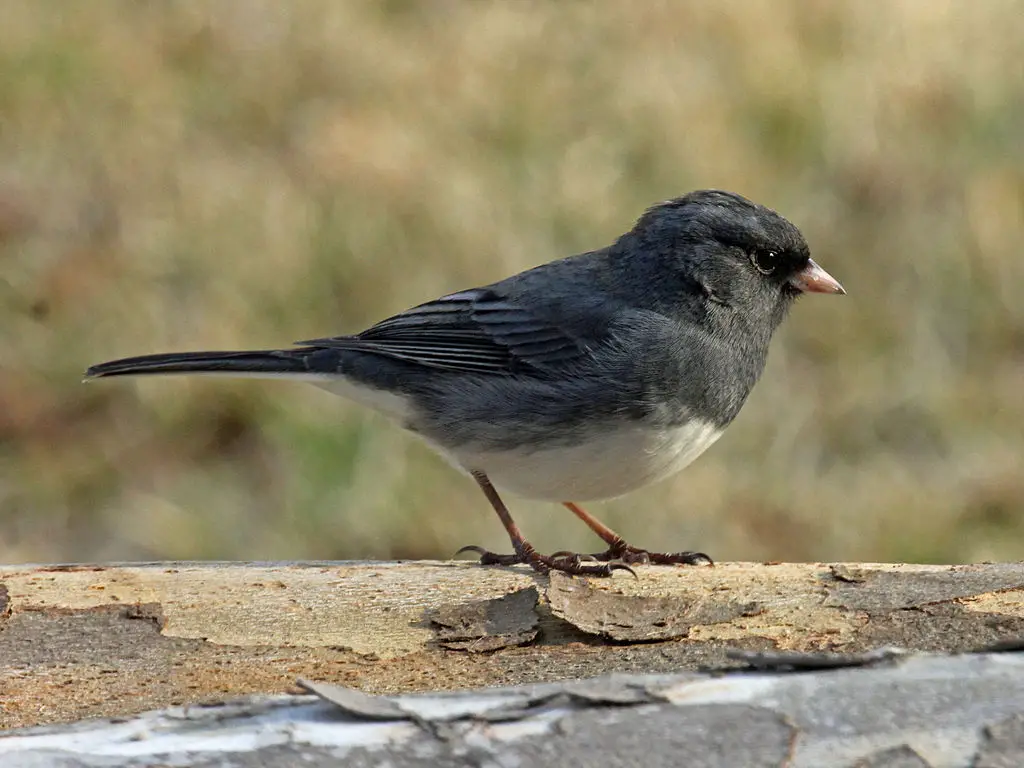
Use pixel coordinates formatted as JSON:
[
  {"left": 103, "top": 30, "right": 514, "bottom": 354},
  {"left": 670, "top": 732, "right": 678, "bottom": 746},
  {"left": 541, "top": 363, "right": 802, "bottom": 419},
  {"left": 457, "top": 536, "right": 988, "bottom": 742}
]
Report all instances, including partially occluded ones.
[{"left": 296, "top": 288, "right": 585, "bottom": 375}]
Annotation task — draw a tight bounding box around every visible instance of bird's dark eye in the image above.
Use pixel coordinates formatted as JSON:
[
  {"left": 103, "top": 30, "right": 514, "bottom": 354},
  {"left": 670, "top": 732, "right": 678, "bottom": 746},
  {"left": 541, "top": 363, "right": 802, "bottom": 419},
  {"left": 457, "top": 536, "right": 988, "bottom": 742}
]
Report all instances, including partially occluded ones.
[{"left": 751, "top": 250, "right": 778, "bottom": 275}]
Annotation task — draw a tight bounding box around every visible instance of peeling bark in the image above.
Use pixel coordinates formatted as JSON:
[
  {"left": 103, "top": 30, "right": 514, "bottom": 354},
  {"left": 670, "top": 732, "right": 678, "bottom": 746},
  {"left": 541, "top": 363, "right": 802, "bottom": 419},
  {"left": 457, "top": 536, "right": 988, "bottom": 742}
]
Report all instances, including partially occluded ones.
[
  {"left": 5, "top": 652, "right": 1024, "bottom": 767},
  {"left": 2, "top": 560, "right": 1024, "bottom": 731}
]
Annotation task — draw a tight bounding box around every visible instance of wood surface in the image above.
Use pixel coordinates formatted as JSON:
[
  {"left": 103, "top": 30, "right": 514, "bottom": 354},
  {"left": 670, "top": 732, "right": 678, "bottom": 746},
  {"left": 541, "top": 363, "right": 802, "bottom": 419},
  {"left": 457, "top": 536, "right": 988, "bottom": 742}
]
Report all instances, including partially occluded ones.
[
  {"left": 2, "top": 559, "right": 1024, "bottom": 731},
  {"left": 6, "top": 652, "right": 1024, "bottom": 767}
]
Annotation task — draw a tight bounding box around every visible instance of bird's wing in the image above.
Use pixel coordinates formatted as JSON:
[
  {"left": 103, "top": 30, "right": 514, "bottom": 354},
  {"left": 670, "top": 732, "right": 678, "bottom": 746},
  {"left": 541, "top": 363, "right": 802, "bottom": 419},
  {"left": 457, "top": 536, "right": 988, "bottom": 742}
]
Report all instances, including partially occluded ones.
[{"left": 296, "top": 288, "right": 588, "bottom": 375}]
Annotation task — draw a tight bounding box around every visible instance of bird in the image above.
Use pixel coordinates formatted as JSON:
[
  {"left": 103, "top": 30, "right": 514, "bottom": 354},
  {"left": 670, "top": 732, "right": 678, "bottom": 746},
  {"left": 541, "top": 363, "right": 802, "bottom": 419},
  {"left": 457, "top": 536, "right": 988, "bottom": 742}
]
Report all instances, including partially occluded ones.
[{"left": 86, "top": 190, "right": 844, "bottom": 577}]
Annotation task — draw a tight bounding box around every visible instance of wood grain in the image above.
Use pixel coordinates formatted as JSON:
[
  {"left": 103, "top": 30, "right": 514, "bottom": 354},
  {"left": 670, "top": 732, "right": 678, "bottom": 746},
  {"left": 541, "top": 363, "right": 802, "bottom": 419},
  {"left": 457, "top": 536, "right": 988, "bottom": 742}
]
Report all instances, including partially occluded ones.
[{"left": 2, "top": 560, "right": 1023, "bottom": 729}]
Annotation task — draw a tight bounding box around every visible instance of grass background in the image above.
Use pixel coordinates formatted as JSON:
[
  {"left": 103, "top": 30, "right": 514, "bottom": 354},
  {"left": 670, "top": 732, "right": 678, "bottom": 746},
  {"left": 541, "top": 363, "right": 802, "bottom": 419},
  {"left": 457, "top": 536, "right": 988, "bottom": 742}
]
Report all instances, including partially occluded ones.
[{"left": 1, "top": 2, "right": 1022, "bottom": 566}]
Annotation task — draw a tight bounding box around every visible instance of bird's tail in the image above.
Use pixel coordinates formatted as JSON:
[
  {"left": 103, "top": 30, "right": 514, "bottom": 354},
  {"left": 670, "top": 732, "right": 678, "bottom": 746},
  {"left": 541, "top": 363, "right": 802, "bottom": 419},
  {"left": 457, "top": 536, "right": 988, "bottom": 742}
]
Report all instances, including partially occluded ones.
[{"left": 84, "top": 349, "right": 316, "bottom": 380}]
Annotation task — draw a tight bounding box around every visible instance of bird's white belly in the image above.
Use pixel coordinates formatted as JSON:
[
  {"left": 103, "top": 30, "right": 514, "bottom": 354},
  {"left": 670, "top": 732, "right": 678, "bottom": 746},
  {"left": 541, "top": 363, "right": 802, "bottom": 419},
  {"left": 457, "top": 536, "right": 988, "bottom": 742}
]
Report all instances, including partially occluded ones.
[{"left": 459, "top": 419, "right": 723, "bottom": 501}]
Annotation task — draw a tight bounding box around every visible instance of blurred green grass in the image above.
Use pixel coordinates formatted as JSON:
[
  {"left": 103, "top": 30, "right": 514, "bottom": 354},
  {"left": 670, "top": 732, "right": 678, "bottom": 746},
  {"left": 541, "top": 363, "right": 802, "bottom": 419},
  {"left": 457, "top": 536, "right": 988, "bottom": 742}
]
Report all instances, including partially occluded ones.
[{"left": 1, "top": 2, "right": 1022, "bottom": 565}]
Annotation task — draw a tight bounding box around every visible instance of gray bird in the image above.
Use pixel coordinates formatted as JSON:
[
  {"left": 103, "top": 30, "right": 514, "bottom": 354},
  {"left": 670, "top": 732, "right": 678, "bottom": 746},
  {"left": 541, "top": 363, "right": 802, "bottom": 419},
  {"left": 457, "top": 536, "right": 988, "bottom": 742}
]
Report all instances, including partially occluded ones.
[{"left": 86, "top": 190, "right": 844, "bottom": 576}]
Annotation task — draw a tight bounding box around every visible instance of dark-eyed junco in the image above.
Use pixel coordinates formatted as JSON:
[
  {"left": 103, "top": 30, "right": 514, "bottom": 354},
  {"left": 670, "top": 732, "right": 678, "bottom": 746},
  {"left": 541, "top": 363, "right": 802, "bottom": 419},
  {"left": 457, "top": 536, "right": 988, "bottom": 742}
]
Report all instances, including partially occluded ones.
[{"left": 87, "top": 190, "right": 844, "bottom": 576}]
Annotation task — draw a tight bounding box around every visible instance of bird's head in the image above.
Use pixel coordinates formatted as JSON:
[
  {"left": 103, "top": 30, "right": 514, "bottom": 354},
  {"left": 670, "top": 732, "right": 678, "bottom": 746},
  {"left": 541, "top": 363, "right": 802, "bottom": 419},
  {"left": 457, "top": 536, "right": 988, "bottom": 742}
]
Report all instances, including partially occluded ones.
[{"left": 624, "top": 190, "right": 844, "bottom": 326}]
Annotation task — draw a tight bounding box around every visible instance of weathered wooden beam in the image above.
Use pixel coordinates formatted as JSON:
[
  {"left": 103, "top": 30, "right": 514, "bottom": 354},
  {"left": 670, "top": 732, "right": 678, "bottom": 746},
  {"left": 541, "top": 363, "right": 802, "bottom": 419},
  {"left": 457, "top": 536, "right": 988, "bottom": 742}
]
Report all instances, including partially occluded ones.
[
  {"left": 4, "top": 652, "right": 1024, "bottom": 767},
  {"left": 2, "top": 560, "right": 1023, "bottom": 732}
]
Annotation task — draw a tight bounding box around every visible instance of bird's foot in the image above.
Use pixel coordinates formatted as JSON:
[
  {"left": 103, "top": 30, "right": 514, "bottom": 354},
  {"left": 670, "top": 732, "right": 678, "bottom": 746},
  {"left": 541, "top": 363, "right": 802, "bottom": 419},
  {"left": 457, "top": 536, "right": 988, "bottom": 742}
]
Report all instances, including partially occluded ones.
[
  {"left": 456, "top": 545, "right": 635, "bottom": 578},
  {"left": 558, "top": 543, "right": 714, "bottom": 566}
]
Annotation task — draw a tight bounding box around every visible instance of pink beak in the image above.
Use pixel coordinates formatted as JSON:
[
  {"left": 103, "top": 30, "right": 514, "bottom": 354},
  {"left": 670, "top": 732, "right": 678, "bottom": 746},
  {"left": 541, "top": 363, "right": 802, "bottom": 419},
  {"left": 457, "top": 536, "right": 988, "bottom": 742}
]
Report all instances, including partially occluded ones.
[{"left": 788, "top": 259, "right": 845, "bottom": 294}]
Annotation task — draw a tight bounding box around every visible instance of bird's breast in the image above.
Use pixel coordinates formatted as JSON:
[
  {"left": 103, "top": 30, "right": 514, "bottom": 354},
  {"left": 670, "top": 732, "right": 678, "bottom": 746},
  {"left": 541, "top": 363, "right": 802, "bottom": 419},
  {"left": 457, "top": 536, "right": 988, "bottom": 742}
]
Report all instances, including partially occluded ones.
[{"left": 458, "top": 418, "right": 723, "bottom": 501}]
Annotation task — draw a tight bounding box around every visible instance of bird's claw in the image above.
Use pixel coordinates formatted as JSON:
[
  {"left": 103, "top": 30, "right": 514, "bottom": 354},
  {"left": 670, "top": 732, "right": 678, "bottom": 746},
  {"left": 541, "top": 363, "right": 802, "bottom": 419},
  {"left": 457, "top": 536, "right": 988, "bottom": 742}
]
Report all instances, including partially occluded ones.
[
  {"left": 590, "top": 545, "right": 714, "bottom": 566},
  {"left": 454, "top": 544, "right": 523, "bottom": 566},
  {"left": 457, "top": 544, "right": 636, "bottom": 578}
]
